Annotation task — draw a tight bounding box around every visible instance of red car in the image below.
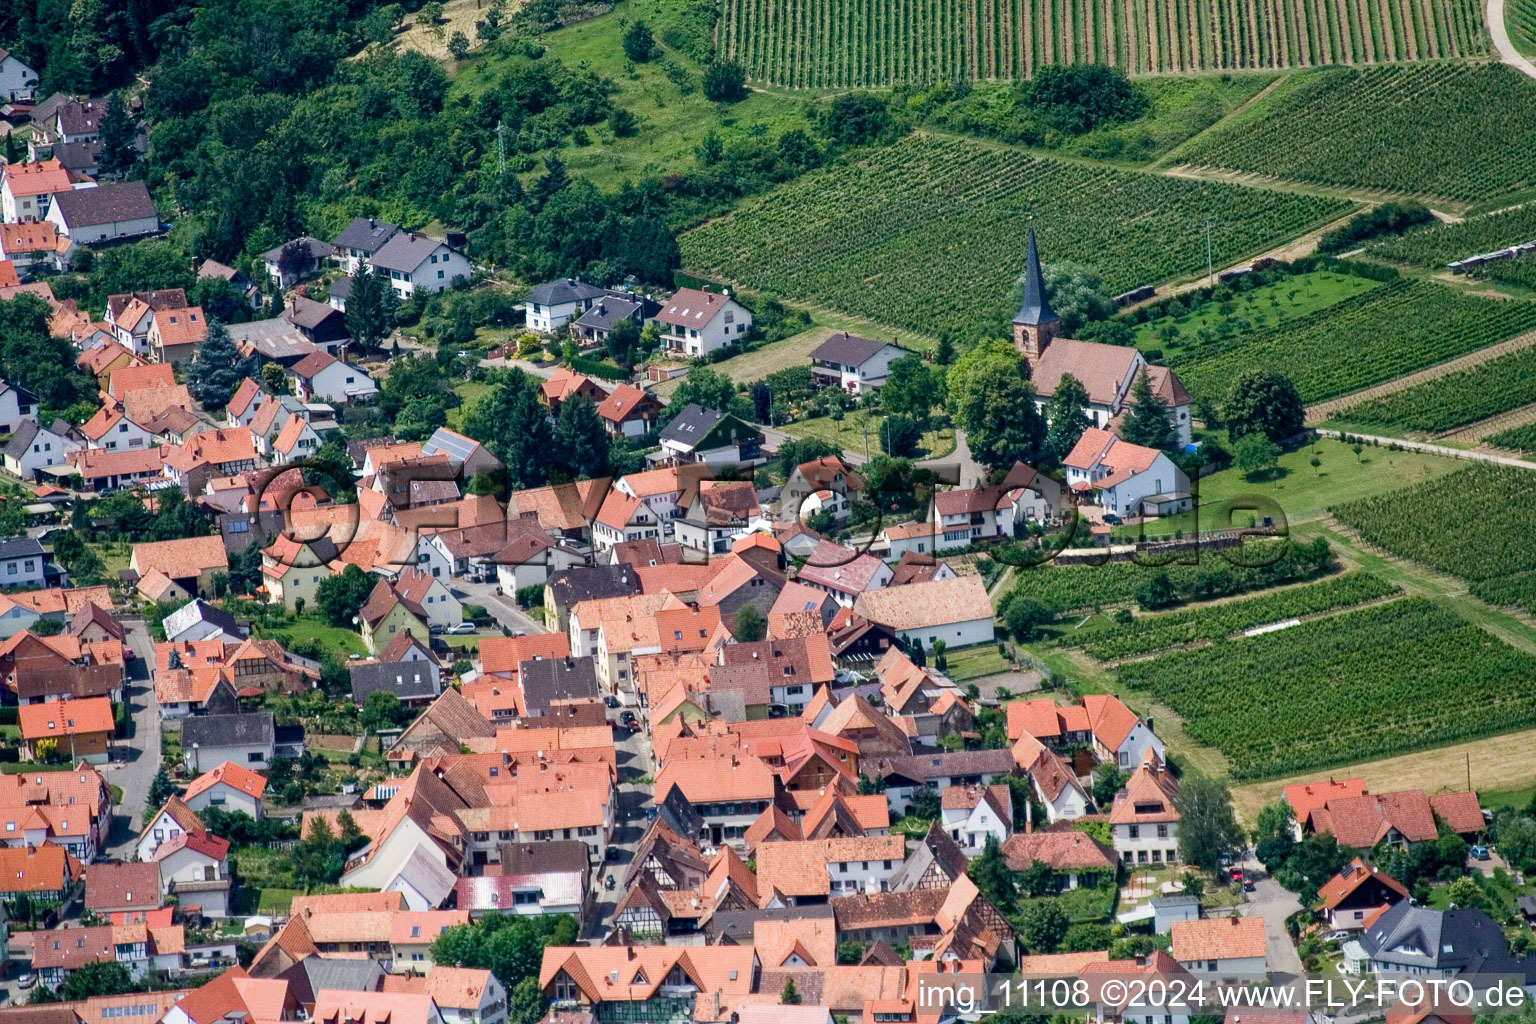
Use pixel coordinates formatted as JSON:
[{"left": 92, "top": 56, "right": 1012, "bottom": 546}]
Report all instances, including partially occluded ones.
[{"left": 1229, "top": 868, "right": 1244, "bottom": 883}]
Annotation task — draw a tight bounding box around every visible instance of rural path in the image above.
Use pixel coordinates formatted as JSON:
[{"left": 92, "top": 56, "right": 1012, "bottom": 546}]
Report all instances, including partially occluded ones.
[
  {"left": 1305, "top": 327, "right": 1536, "bottom": 420},
  {"left": 1438, "top": 400, "right": 1536, "bottom": 443},
  {"left": 1488, "top": 0, "right": 1536, "bottom": 80},
  {"left": 1313, "top": 428, "right": 1536, "bottom": 470}
]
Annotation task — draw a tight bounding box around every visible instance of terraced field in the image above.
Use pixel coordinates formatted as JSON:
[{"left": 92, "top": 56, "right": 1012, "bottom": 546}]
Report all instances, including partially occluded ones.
[
  {"left": 719, "top": 0, "right": 1490, "bottom": 86},
  {"left": 1369, "top": 204, "right": 1536, "bottom": 267},
  {"left": 1332, "top": 344, "right": 1536, "bottom": 433},
  {"left": 1166, "top": 278, "right": 1536, "bottom": 404},
  {"left": 1174, "top": 63, "right": 1536, "bottom": 202},
  {"left": 680, "top": 134, "right": 1350, "bottom": 342}
]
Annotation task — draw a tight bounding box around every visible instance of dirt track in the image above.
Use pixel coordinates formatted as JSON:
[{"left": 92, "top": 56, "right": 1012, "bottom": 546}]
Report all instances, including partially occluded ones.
[{"left": 1306, "top": 327, "right": 1536, "bottom": 421}]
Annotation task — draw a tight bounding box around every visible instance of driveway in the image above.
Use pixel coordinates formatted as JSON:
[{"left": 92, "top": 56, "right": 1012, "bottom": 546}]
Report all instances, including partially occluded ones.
[
  {"left": 103, "top": 617, "right": 161, "bottom": 860},
  {"left": 917, "top": 429, "right": 988, "bottom": 490},
  {"left": 450, "top": 578, "right": 550, "bottom": 636},
  {"left": 1239, "top": 850, "right": 1305, "bottom": 976}
]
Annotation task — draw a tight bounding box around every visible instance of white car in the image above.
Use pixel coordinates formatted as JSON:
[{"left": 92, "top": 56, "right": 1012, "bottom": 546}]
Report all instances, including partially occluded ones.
[{"left": 447, "top": 622, "right": 477, "bottom": 635}]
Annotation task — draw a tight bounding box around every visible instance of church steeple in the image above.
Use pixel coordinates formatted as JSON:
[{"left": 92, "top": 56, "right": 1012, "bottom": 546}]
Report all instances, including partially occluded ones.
[{"left": 1013, "top": 227, "right": 1061, "bottom": 368}]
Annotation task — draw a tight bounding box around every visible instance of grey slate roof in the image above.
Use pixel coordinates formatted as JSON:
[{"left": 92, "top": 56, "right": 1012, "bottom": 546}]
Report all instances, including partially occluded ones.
[
  {"left": 500, "top": 839, "right": 592, "bottom": 876},
  {"left": 283, "top": 295, "right": 343, "bottom": 331},
  {"left": 349, "top": 659, "right": 441, "bottom": 704},
  {"left": 0, "top": 537, "right": 46, "bottom": 561},
  {"left": 50, "top": 181, "right": 157, "bottom": 228},
  {"left": 182, "top": 711, "right": 275, "bottom": 750},
  {"left": 573, "top": 296, "right": 643, "bottom": 332},
  {"left": 809, "top": 332, "right": 898, "bottom": 368},
  {"left": 370, "top": 232, "right": 453, "bottom": 275},
  {"left": 658, "top": 404, "right": 723, "bottom": 447},
  {"left": 329, "top": 276, "right": 353, "bottom": 302},
  {"left": 51, "top": 141, "right": 103, "bottom": 174},
  {"left": 55, "top": 100, "right": 101, "bottom": 137},
  {"left": 331, "top": 218, "right": 401, "bottom": 255},
  {"left": 518, "top": 656, "right": 600, "bottom": 715},
  {"left": 887, "top": 821, "right": 969, "bottom": 891},
  {"left": 260, "top": 237, "right": 331, "bottom": 262},
  {"left": 546, "top": 565, "right": 638, "bottom": 610},
  {"left": 278, "top": 956, "right": 386, "bottom": 1005},
  {"left": 387, "top": 845, "right": 458, "bottom": 909},
  {"left": 1, "top": 420, "right": 40, "bottom": 459},
  {"left": 524, "top": 278, "right": 605, "bottom": 307},
  {"left": 1359, "top": 901, "right": 1508, "bottom": 971},
  {"left": 1014, "top": 226, "right": 1059, "bottom": 326}
]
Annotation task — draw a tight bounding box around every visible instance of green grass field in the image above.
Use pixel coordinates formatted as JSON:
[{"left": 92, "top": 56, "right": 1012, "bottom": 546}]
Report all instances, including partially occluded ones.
[
  {"left": 779, "top": 410, "right": 955, "bottom": 460},
  {"left": 451, "top": 0, "right": 811, "bottom": 194},
  {"left": 447, "top": 381, "right": 493, "bottom": 431},
  {"left": 1133, "top": 270, "right": 1382, "bottom": 352},
  {"left": 259, "top": 615, "right": 368, "bottom": 659}
]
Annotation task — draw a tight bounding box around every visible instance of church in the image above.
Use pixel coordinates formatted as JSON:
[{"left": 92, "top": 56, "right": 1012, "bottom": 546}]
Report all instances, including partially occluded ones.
[{"left": 1013, "top": 230, "right": 1194, "bottom": 447}]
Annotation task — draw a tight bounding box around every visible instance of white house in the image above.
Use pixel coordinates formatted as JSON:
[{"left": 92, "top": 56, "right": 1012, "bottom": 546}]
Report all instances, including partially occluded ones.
[
  {"left": 1012, "top": 736, "right": 1090, "bottom": 824},
  {"left": 939, "top": 784, "right": 1013, "bottom": 855},
  {"left": 330, "top": 217, "right": 402, "bottom": 274},
  {"left": 270, "top": 413, "right": 323, "bottom": 465},
  {"left": 2, "top": 160, "right": 74, "bottom": 224},
  {"left": 930, "top": 484, "right": 1015, "bottom": 551},
  {"left": 0, "top": 380, "right": 38, "bottom": 433},
  {"left": 852, "top": 575, "right": 994, "bottom": 651},
  {"left": 371, "top": 232, "right": 470, "bottom": 298},
  {"left": 655, "top": 287, "right": 751, "bottom": 358},
  {"left": 807, "top": 333, "right": 908, "bottom": 394},
  {"left": 260, "top": 236, "right": 330, "bottom": 288},
  {"left": 523, "top": 278, "right": 607, "bottom": 333},
  {"left": 1083, "top": 693, "right": 1165, "bottom": 771},
  {"left": 426, "top": 968, "right": 507, "bottom": 1024},
  {"left": 135, "top": 800, "right": 203, "bottom": 862},
  {"left": 80, "top": 406, "right": 153, "bottom": 452},
  {"left": 153, "top": 830, "right": 232, "bottom": 917},
  {"left": 0, "top": 49, "right": 39, "bottom": 102},
  {"left": 1110, "top": 751, "right": 1180, "bottom": 866},
  {"left": 2, "top": 419, "right": 81, "bottom": 480},
  {"left": 46, "top": 182, "right": 159, "bottom": 243},
  {"left": 182, "top": 761, "right": 266, "bottom": 819},
  {"left": 180, "top": 712, "right": 277, "bottom": 774},
  {"left": 1062, "top": 428, "right": 1190, "bottom": 520},
  {"left": 393, "top": 568, "right": 462, "bottom": 632},
  {"left": 0, "top": 537, "right": 47, "bottom": 589},
  {"left": 291, "top": 350, "right": 377, "bottom": 403},
  {"left": 1170, "top": 916, "right": 1269, "bottom": 979}
]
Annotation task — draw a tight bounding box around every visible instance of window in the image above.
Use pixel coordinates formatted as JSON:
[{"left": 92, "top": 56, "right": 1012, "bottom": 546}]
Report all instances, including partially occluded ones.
[
  {"left": 1157, "top": 824, "right": 1168, "bottom": 838},
  {"left": 1128, "top": 825, "right": 1139, "bottom": 839},
  {"left": 248, "top": 753, "right": 262, "bottom": 763}
]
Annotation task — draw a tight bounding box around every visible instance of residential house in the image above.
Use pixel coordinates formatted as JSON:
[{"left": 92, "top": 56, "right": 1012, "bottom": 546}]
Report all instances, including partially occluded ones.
[
  {"left": 147, "top": 306, "right": 208, "bottom": 366},
  {"left": 781, "top": 456, "right": 862, "bottom": 525},
  {"left": 657, "top": 405, "right": 762, "bottom": 468},
  {"left": 183, "top": 761, "right": 268, "bottom": 819},
  {"left": 162, "top": 428, "right": 261, "bottom": 495},
  {"left": 596, "top": 384, "right": 664, "bottom": 439},
  {"left": 874, "top": 749, "right": 1016, "bottom": 816},
  {"left": 1318, "top": 859, "right": 1410, "bottom": 933},
  {"left": 654, "top": 749, "right": 776, "bottom": 849},
  {"left": 84, "top": 861, "right": 162, "bottom": 917},
  {"left": 72, "top": 446, "right": 168, "bottom": 493},
  {"left": 538, "top": 945, "right": 756, "bottom": 1022},
  {"left": 388, "top": 910, "right": 472, "bottom": 973},
  {"left": 655, "top": 288, "right": 751, "bottom": 357},
  {"left": 32, "top": 921, "right": 187, "bottom": 987},
  {"left": 135, "top": 796, "right": 204, "bottom": 862},
  {"left": 0, "top": 764, "right": 113, "bottom": 863},
  {"left": 3, "top": 419, "right": 82, "bottom": 481},
  {"left": 416, "top": 967, "right": 506, "bottom": 1024},
  {"left": 0, "top": 50, "right": 38, "bottom": 103},
  {"left": 1081, "top": 693, "right": 1164, "bottom": 770},
  {"left": 385, "top": 689, "right": 497, "bottom": 767},
  {"left": 1171, "top": 916, "right": 1269, "bottom": 979},
  {"left": 1011, "top": 734, "right": 1090, "bottom": 824},
  {"left": 570, "top": 294, "right": 650, "bottom": 348},
  {"left": 0, "top": 842, "right": 81, "bottom": 906},
  {"left": 261, "top": 237, "right": 331, "bottom": 288},
  {"left": 106, "top": 291, "right": 185, "bottom": 355},
  {"left": 332, "top": 217, "right": 403, "bottom": 274},
  {"left": 1, "top": 221, "right": 71, "bottom": 276},
  {"left": 938, "top": 784, "right": 1012, "bottom": 855},
  {"left": 522, "top": 278, "right": 607, "bottom": 333},
  {"left": 756, "top": 835, "right": 906, "bottom": 903},
  {"left": 567, "top": 591, "right": 671, "bottom": 694},
  {"left": 292, "top": 351, "right": 378, "bottom": 403},
  {"left": 2, "top": 159, "right": 74, "bottom": 224},
  {"left": 228, "top": 317, "right": 319, "bottom": 367},
  {"left": 359, "top": 579, "right": 430, "bottom": 656},
  {"left": 1014, "top": 229, "right": 1193, "bottom": 446},
  {"left": 796, "top": 540, "right": 893, "bottom": 608},
  {"left": 196, "top": 258, "right": 263, "bottom": 310},
  {"left": 539, "top": 368, "right": 609, "bottom": 417},
  {"left": 372, "top": 233, "right": 470, "bottom": 298},
  {"left": 675, "top": 480, "right": 762, "bottom": 555},
  {"left": 153, "top": 829, "right": 233, "bottom": 917},
  {"left": 853, "top": 575, "right": 994, "bottom": 650},
  {"left": 1350, "top": 902, "right": 1517, "bottom": 979},
  {"left": 1062, "top": 428, "right": 1191, "bottom": 520},
  {"left": 181, "top": 712, "right": 280, "bottom": 773},
  {"left": 161, "top": 599, "right": 245, "bottom": 644},
  {"left": 1301, "top": 787, "right": 1484, "bottom": 849},
  {"left": 271, "top": 413, "right": 323, "bottom": 465},
  {"left": 1110, "top": 750, "right": 1180, "bottom": 865},
  {"left": 0, "top": 629, "right": 125, "bottom": 705},
  {"left": 0, "top": 537, "right": 46, "bottom": 589},
  {"left": 19, "top": 696, "right": 114, "bottom": 763},
  {"left": 283, "top": 295, "right": 350, "bottom": 352},
  {"left": 420, "top": 427, "right": 503, "bottom": 484},
  {"left": 80, "top": 403, "right": 153, "bottom": 453},
  {"left": 929, "top": 478, "right": 1024, "bottom": 550},
  {"left": 808, "top": 333, "right": 908, "bottom": 394},
  {"left": 1006, "top": 700, "right": 1093, "bottom": 750},
  {"left": 130, "top": 536, "right": 229, "bottom": 600},
  {"left": 258, "top": 535, "right": 336, "bottom": 614},
  {"left": 719, "top": 635, "right": 835, "bottom": 714},
  {"left": 312, "top": 990, "right": 443, "bottom": 1024},
  {"left": 45, "top": 182, "right": 158, "bottom": 243},
  {"left": 1001, "top": 829, "right": 1117, "bottom": 891},
  {"left": 350, "top": 634, "right": 444, "bottom": 709},
  {"left": 543, "top": 564, "right": 638, "bottom": 633}
]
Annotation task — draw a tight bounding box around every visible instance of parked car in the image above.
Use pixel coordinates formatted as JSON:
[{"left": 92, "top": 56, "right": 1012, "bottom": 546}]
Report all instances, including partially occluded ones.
[
  {"left": 1471, "top": 845, "right": 1491, "bottom": 860},
  {"left": 447, "top": 622, "right": 477, "bottom": 635},
  {"left": 1229, "top": 867, "right": 1244, "bottom": 883},
  {"left": 620, "top": 710, "right": 640, "bottom": 732},
  {"left": 16, "top": 974, "right": 35, "bottom": 990},
  {"left": 1323, "top": 931, "right": 1350, "bottom": 943}
]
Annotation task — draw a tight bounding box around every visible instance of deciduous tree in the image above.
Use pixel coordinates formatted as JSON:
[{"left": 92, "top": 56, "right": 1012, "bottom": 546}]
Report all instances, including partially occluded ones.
[
  {"left": 1223, "top": 369, "right": 1305, "bottom": 443},
  {"left": 1174, "top": 775, "right": 1245, "bottom": 873},
  {"left": 1120, "top": 370, "right": 1178, "bottom": 453}
]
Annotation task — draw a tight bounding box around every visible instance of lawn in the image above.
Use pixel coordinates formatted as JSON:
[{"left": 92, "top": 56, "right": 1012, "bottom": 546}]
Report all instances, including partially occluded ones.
[
  {"left": 942, "top": 644, "right": 1010, "bottom": 682},
  {"left": 447, "top": 380, "right": 493, "bottom": 431},
  {"left": 259, "top": 614, "right": 368, "bottom": 659},
  {"left": 1132, "top": 270, "right": 1383, "bottom": 352},
  {"left": 780, "top": 410, "right": 955, "bottom": 461},
  {"left": 1183, "top": 438, "right": 1465, "bottom": 527},
  {"left": 450, "top": 0, "right": 813, "bottom": 195},
  {"left": 89, "top": 542, "right": 131, "bottom": 577}
]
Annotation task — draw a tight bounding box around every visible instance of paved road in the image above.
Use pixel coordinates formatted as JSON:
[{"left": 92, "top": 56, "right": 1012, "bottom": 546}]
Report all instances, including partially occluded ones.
[
  {"left": 582, "top": 724, "right": 654, "bottom": 940},
  {"left": 917, "top": 429, "right": 988, "bottom": 489},
  {"left": 103, "top": 617, "right": 161, "bottom": 860},
  {"left": 450, "top": 577, "right": 550, "bottom": 636},
  {"left": 1313, "top": 429, "right": 1536, "bottom": 471},
  {"left": 1237, "top": 850, "right": 1305, "bottom": 975},
  {"left": 1489, "top": 0, "right": 1536, "bottom": 80}
]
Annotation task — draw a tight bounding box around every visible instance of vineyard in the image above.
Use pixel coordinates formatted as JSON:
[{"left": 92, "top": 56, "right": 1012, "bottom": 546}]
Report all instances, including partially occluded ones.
[
  {"left": 1001, "top": 537, "right": 1333, "bottom": 615},
  {"left": 1166, "top": 279, "right": 1536, "bottom": 404},
  {"left": 1117, "top": 598, "right": 1536, "bottom": 779},
  {"left": 1488, "top": 259, "right": 1536, "bottom": 291},
  {"left": 1174, "top": 64, "right": 1536, "bottom": 202},
  {"left": 1331, "top": 465, "right": 1536, "bottom": 612},
  {"left": 679, "top": 135, "right": 1350, "bottom": 342},
  {"left": 1332, "top": 345, "right": 1536, "bottom": 433},
  {"left": 1368, "top": 204, "right": 1536, "bottom": 267},
  {"left": 717, "top": 0, "right": 1489, "bottom": 87},
  {"left": 1488, "top": 423, "right": 1536, "bottom": 452},
  {"left": 1076, "top": 571, "right": 1399, "bottom": 661},
  {"left": 1511, "top": 0, "right": 1536, "bottom": 56}
]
